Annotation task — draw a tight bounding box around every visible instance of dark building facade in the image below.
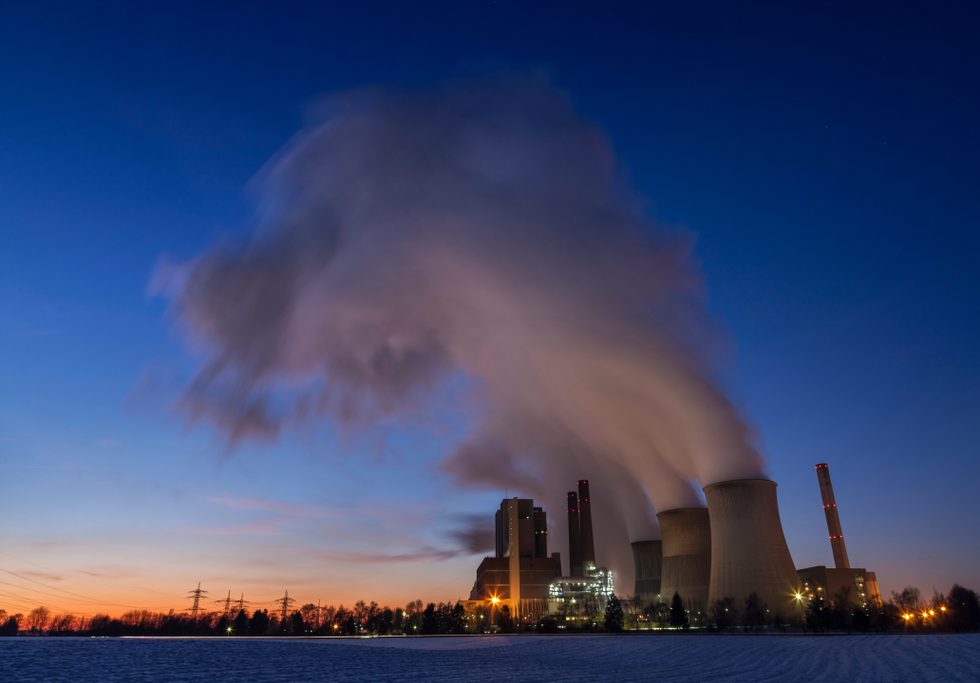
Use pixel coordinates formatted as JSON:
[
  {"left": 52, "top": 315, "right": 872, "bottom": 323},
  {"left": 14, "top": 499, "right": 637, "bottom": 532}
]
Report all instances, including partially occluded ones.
[{"left": 471, "top": 497, "right": 561, "bottom": 620}]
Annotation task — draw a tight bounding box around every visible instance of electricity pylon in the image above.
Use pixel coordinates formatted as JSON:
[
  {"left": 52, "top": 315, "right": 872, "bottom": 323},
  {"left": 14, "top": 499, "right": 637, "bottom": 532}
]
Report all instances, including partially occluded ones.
[
  {"left": 215, "top": 590, "right": 233, "bottom": 616},
  {"left": 275, "top": 590, "right": 296, "bottom": 626},
  {"left": 186, "top": 582, "right": 209, "bottom": 619},
  {"left": 234, "top": 594, "right": 250, "bottom": 615}
]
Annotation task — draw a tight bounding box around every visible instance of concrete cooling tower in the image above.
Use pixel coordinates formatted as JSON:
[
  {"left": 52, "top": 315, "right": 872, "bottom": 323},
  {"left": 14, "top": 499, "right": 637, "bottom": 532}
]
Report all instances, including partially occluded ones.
[
  {"left": 657, "top": 508, "right": 711, "bottom": 614},
  {"left": 631, "top": 540, "right": 663, "bottom": 604},
  {"left": 704, "top": 479, "right": 801, "bottom": 622}
]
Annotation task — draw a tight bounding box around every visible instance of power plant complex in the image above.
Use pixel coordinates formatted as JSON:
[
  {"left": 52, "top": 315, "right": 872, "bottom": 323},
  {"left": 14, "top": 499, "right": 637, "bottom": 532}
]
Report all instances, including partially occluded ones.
[
  {"left": 469, "top": 480, "right": 613, "bottom": 621},
  {"left": 469, "top": 463, "right": 879, "bottom": 626}
]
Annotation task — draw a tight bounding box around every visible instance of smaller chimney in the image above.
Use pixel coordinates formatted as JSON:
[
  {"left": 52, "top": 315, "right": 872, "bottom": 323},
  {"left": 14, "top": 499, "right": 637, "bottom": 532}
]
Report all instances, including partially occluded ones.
[
  {"left": 577, "top": 480, "right": 596, "bottom": 570},
  {"left": 567, "top": 491, "right": 582, "bottom": 577},
  {"left": 816, "top": 464, "right": 850, "bottom": 569}
]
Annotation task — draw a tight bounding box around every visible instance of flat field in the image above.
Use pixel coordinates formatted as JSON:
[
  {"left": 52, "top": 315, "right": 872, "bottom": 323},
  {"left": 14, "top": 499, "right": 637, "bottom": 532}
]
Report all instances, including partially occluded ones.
[{"left": 2, "top": 634, "right": 978, "bottom": 682}]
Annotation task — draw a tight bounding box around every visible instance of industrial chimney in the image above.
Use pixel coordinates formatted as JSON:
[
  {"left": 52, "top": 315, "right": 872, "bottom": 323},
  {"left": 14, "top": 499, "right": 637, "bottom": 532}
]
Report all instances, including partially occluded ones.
[
  {"left": 815, "top": 463, "right": 850, "bottom": 569},
  {"left": 704, "top": 479, "right": 801, "bottom": 622},
  {"left": 577, "top": 480, "right": 596, "bottom": 570},
  {"left": 657, "top": 508, "right": 711, "bottom": 613},
  {"left": 631, "top": 541, "right": 663, "bottom": 604},
  {"left": 567, "top": 491, "right": 582, "bottom": 577}
]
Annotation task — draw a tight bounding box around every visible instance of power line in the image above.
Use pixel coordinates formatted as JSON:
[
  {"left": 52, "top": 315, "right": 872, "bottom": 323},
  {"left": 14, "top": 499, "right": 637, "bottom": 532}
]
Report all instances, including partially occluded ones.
[{"left": 0, "top": 567, "right": 149, "bottom": 610}]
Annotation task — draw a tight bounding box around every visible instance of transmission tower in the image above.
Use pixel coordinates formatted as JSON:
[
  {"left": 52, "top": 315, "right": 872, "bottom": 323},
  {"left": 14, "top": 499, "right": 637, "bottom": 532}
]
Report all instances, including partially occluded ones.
[
  {"left": 186, "top": 582, "right": 209, "bottom": 619},
  {"left": 215, "top": 590, "right": 232, "bottom": 616},
  {"left": 274, "top": 589, "right": 296, "bottom": 626},
  {"left": 234, "top": 594, "right": 251, "bottom": 615}
]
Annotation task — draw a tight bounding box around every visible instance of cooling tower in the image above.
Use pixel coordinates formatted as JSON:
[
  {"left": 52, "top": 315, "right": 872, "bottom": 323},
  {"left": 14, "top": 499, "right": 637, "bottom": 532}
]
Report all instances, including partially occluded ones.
[
  {"left": 657, "top": 508, "right": 711, "bottom": 613},
  {"left": 577, "top": 480, "right": 596, "bottom": 569},
  {"left": 631, "top": 540, "right": 663, "bottom": 604},
  {"left": 704, "top": 479, "right": 801, "bottom": 623},
  {"left": 815, "top": 464, "right": 850, "bottom": 568},
  {"left": 567, "top": 491, "right": 582, "bottom": 576}
]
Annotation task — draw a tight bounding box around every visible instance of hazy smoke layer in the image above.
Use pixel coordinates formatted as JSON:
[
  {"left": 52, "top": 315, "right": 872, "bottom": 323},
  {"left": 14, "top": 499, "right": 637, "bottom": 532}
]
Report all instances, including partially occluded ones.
[{"left": 156, "top": 75, "right": 765, "bottom": 570}]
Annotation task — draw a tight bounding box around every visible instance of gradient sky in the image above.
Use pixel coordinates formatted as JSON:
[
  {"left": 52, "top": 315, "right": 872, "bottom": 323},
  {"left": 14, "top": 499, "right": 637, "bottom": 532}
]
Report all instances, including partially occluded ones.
[{"left": 1, "top": 1, "right": 978, "bottom": 618}]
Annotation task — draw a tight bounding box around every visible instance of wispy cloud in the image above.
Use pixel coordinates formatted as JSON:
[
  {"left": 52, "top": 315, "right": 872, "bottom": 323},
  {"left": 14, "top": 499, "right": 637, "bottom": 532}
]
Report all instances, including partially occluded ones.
[
  {"left": 19, "top": 570, "right": 64, "bottom": 582},
  {"left": 205, "top": 495, "right": 343, "bottom": 519},
  {"left": 185, "top": 525, "right": 291, "bottom": 537},
  {"left": 326, "top": 548, "right": 458, "bottom": 564}
]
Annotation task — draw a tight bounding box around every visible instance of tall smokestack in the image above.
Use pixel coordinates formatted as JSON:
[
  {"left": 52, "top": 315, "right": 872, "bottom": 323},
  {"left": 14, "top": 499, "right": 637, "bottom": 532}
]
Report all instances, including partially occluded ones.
[
  {"left": 577, "top": 480, "right": 596, "bottom": 570},
  {"left": 657, "top": 508, "right": 711, "bottom": 613},
  {"left": 631, "top": 541, "right": 663, "bottom": 604},
  {"left": 704, "top": 479, "right": 801, "bottom": 623},
  {"left": 567, "top": 491, "right": 582, "bottom": 577},
  {"left": 815, "top": 464, "right": 850, "bottom": 569}
]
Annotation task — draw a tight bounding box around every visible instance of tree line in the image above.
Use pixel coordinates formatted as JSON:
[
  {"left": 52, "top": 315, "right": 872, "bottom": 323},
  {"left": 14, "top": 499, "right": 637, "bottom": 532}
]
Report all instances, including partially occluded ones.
[
  {"left": 1, "top": 599, "right": 484, "bottom": 637},
  {"left": 2, "top": 582, "right": 977, "bottom": 636},
  {"left": 610, "top": 582, "right": 980, "bottom": 633}
]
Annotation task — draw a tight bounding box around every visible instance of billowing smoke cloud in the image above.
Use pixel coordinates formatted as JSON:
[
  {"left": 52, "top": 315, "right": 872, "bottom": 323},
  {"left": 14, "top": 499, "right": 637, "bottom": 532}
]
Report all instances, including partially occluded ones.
[
  {"left": 154, "top": 74, "right": 765, "bottom": 576},
  {"left": 449, "top": 514, "right": 496, "bottom": 556}
]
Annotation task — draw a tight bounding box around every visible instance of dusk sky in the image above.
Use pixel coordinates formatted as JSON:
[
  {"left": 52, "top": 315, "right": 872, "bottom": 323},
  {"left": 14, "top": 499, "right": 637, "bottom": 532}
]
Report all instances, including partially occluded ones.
[{"left": 2, "top": 1, "right": 979, "bottom": 619}]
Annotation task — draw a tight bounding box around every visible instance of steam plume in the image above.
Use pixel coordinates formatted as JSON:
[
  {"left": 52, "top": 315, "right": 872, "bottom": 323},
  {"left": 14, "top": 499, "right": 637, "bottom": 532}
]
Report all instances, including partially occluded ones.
[{"left": 154, "top": 75, "right": 765, "bottom": 568}]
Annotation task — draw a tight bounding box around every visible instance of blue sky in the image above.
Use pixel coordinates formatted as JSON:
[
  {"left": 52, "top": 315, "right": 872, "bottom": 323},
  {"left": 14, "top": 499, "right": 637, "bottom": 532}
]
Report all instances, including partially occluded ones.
[{"left": 1, "top": 1, "right": 978, "bottom": 614}]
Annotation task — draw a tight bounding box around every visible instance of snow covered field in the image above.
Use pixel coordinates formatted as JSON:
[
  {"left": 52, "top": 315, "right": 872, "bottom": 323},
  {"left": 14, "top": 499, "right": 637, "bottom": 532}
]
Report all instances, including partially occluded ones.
[{"left": 2, "top": 634, "right": 978, "bottom": 682}]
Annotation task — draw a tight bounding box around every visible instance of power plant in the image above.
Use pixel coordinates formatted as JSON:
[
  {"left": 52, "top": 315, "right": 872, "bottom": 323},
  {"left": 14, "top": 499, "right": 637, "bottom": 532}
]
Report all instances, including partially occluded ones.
[
  {"left": 470, "top": 497, "right": 561, "bottom": 620},
  {"left": 797, "top": 463, "right": 880, "bottom": 609},
  {"left": 630, "top": 540, "right": 662, "bottom": 605},
  {"left": 658, "top": 507, "right": 712, "bottom": 619},
  {"left": 468, "top": 463, "right": 879, "bottom": 627},
  {"left": 704, "top": 479, "right": 800, "bottom": 622},
  {"left": 468, "top": 480, "right": 613, "bottom": 622},
  {"left": 547, "top": 480, "right": 614, "bottom": 617}
]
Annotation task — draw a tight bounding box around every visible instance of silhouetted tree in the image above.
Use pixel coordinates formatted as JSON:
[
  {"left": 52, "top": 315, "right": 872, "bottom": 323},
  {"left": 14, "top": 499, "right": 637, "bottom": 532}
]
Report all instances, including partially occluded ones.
[
  {"left": 249, "top": 609, "right": 270, "bottom": 636},
  {"left": 624, "top": 595, "right": 643, "bottom": 630},
  {"left": 0, "top": 611, "right": 20, "bottom": 636},
  {"left": 421, "top": 603, "right": 439, "bottom": 634},
  {"left": 948, "top": 584, "right": 980, "bottom": 632},
  {"left": 743, "top": 592, "right": 767, "bottom": 631},
  {"left": 27, "top": 607, "right": 50, "bottom": 635},
  {"left": 232, "top": 609, "right": 248, "bottom": 635},
  {"left": 711, "top": 597, "right": 737, "bottom": 631},
  {"left": 830, "top": 586, "right": 852, "bottom": 632},
  {"left": 450, "top": 602, "right": 467, "bottom": 634},
  {"left": 299, "top": 604, "right": 320, "bottom": 631},
  {"left": 851, "top": 606, "right": 870, "bottom": 632},
  {"left": 806, "top": 595, "right": 831, "bottom": 631},
  {"left": 394, "top": 607, "right": 404, "bottom": 633},
  {"left": 604, "top": 595, "right": 625, "bottom": 632},
  {"left": 498, "top": 604, "right": 515, "bottom": 633},
  {"left": 892, "top": 586, "right": 921, "bottom": 619},
  {"left": 669, "top": 592, "right": 688, "bottom": 629}
]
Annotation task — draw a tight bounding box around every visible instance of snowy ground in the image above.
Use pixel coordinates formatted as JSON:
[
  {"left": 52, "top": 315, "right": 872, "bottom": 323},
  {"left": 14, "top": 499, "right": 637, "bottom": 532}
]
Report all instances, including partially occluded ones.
[{"left": 2, "top": 634, "right": 978, "bottom": 682}]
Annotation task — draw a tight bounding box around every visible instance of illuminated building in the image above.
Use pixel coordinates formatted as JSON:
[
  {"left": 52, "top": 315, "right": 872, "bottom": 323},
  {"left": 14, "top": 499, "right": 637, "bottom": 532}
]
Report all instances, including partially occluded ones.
[
  {"left": 796, "top": 463, "right": 880, "bottom": 608},
  {"left": 469, "top": 497, "right": 561, "bottom": 621}
]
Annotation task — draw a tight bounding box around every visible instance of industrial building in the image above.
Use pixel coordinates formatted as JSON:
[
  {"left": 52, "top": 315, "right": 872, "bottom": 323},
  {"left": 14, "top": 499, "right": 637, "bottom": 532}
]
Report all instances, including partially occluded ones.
[
  {"left": 631, "top": 540, "right": 663, "bottom": 604},
  {"left": 468, "top": 464, "right": 878, "bottom": 628},
  {"left": 658, "top": 507, "right": 712, "bottom": 621},
  {"left": 704, "top": 479, "right": 801, "bottom": 622},
  {"left": 797, "top": 463, "right": 880, "bottom": 609},
  {"left": 547, "top": 480, "right": 614, "bottom": 616},
  {"left": 469, "top": 497, "right": 561, "bottom": 620}
]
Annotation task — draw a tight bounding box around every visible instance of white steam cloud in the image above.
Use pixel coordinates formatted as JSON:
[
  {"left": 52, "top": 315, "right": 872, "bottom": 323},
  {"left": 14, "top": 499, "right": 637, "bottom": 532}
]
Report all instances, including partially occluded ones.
[{"left": 154, "top": 75, "right": 765, "bottom": 574}]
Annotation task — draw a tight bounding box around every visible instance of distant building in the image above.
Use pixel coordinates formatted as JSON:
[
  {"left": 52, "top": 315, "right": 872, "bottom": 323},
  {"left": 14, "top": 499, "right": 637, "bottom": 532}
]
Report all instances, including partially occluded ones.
[
  {"left": 798, "top": 464, "right": 881, "bottom": 610},
  {"left": 547, "top": 480, "right": 614, "bottom": 617},
  {"left": 469, "top": 498, "right": 561, "bottom": 621},
  {"left": 797, "top": 565, "right": 880, "bottom": 609}
]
